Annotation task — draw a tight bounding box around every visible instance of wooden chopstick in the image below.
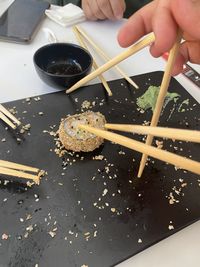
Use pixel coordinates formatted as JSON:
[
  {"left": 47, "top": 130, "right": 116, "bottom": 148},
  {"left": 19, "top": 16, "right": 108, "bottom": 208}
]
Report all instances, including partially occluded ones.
[
  {"left": 0, "top": 104, "right": 21, "bottom": 126},
  {"left": 75, "top": 25, "right": 139, "bottom": 89},
  {"left": 137, "top": 30, "right": 182, "bottom": 178},
  {"left": 79, "top": 124, "right": 200, "bottom": 176},
  {"left": 0, "top": 160, "right": 42, "bottom": 185},
  {"left": 0, "top": 111, "right": 16, "bottom": 129},
  {"left": 66, "top": 32, "right": 155, "bottom": 94},
  {"left": 0, "top": 167, "right": 40, "bottom": 185},
  {"left": 72, "top": 26, "right": 112, "bottom": 96},
  {"left": 105, "top": 124, "right": 200, "bottom": 143},
  {"left": 0, "top": 160, "right": 39, "bottom": 172}
]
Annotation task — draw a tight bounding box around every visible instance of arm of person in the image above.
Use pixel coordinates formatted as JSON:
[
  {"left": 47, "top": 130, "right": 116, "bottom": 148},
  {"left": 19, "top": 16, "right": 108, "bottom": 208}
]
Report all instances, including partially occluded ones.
[
  {"left": 118, "top": 0, "right": 200, "bottom": 75},
  {"left": 81, "top": 0, "right": 126, "bottom": 20}
]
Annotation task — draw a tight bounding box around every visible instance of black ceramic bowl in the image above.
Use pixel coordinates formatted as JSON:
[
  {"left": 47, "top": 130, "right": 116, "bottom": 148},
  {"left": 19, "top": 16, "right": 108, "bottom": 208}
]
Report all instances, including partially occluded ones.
[{"left": 33, "top": 43, "right": 93, "bottom": 89}]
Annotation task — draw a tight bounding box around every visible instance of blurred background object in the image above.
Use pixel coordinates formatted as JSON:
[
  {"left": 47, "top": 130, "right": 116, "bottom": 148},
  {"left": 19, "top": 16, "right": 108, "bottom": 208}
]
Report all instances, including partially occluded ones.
[{"left": 47, "top": 0, "right": 152, "bottom": 18}]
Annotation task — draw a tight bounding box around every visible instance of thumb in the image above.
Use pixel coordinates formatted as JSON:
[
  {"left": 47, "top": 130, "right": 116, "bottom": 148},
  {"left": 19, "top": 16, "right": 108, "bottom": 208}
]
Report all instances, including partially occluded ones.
[{"left": 180, "top": 40, "right": 200, "bottom": 64}]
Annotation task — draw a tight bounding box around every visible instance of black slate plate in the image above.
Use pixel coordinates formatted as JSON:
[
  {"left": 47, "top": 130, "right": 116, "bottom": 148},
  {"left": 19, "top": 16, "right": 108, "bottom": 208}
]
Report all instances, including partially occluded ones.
[{"left": 0, "top": 71, "right": 199, "bottom": 267}]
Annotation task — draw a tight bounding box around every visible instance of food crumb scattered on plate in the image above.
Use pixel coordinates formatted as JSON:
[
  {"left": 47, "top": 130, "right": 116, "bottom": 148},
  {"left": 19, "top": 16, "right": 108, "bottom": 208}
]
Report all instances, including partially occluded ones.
[
  {"left": 1, "top": 233, "right": 9, "bottom": 240},
  {"left": 168, "top": 221, "right": 174, "bottom": 230},
  {"left": 48, "top": 231, "right": 56, "bottom": 238}
]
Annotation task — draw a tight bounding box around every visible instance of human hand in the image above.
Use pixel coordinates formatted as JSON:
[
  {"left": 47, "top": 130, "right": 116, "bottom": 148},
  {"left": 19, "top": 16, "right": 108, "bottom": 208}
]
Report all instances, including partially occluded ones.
[
  {"left": 118, "top": 0, "right": 200, "bottom": 75},
  {"left": 82, "top": 0, "right": 126, "bottom": 21}
]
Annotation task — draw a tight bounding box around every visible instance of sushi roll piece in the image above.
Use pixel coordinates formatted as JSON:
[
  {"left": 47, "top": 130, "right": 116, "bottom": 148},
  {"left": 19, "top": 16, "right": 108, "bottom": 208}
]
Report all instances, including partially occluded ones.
[{"left": 58, "top": 111, "right": 106, "bottom": 152}]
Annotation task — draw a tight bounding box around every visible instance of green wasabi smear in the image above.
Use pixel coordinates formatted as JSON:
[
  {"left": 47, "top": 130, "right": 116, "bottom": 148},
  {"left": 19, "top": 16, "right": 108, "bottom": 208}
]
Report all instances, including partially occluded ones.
[
  {"left": 178, "top": 99, "right": 189, "bottom": 112},
  {"left": 137, "top": 86, "right": 180, "bottom": 112}
]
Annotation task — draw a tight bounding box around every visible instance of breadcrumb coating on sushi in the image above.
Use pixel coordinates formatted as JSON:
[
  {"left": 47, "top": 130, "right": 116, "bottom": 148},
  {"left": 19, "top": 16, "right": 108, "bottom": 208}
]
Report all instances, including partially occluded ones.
[{"left": 58, "top": 111, "right": 106, "bottom": 152}]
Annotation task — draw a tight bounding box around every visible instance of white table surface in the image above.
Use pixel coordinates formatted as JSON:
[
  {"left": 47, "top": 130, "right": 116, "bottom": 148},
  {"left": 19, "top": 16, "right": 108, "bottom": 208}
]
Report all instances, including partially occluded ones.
[{"left": 0, "top": 1, "right": 200, "bottom": 267}]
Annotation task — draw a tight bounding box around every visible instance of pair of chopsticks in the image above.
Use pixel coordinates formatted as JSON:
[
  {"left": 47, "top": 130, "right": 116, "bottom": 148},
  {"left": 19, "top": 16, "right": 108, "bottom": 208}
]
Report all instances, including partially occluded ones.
[
  {"left": 72, "top": 26, "right": 113, "bottom": 96},
  {"left": 66, "top": 30, "right": 155, "bottom": 94},
  {"left": 69, "top": 28, "right": 183, "bottom": 177},
  {"left": 76, "top": 25, "right": 139, "bottom": 89},
  {"left": 79, "top": 124, "right": 200, "bottom": 176},
  {"left": 0, "top": 160, "right": 42, "bottom": 185},
  {"left": 0, "top": 104, "right": 21, "bottom": 129},
  {"left": 67, "top": 25, "right": 143, "bottom": 94}
]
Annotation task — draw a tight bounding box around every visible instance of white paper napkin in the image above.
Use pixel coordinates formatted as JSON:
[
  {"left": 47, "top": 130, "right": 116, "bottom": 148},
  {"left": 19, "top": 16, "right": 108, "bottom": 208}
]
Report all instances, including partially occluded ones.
[{"left": 45, "top": 4, "right": 86, "bottom": 27}]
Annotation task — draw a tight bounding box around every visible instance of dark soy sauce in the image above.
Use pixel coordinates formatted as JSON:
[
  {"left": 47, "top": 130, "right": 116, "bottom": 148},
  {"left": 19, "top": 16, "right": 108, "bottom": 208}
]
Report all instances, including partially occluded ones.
[{"left": 47, "top": 61, "right": 83, "bottom": 75}]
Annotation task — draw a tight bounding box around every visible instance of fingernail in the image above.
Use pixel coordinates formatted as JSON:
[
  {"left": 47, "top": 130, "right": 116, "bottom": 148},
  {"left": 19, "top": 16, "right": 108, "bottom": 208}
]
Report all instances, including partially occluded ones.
[{"left": 116, "top": 14, "right": 123, "bottom": 20}]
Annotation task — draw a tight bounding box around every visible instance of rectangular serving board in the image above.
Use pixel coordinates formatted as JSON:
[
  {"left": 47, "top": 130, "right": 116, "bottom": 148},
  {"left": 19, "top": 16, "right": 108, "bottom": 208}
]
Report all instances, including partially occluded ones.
[{"left": 0, "top": 71, "right": 199, "bottom": 267}]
